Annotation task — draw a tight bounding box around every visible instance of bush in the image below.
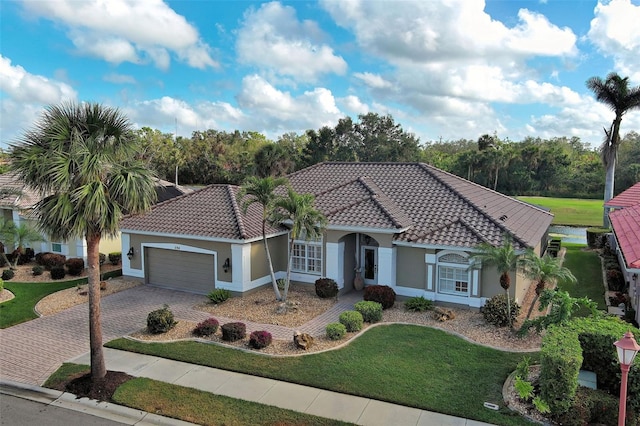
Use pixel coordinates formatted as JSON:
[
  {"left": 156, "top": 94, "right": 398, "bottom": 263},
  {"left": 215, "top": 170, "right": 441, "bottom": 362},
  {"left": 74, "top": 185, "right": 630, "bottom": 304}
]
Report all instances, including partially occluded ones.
[
  {"left": 482, "top": 294, "right": 520, "bottom": 327},
  {"left": 193, "top": 317, "right": 219, "bottom": 337},
  {"left": 249, "top": 330, "right": 273, "bottom": 349},
  {"left": 0, "top": 278, "right": 3, "bottom": 292},
  {"left": 363, "top": 285, "right": 396, "bottom": 309},
  {"left": 208, "top": 288, "right": 231, "bottom": 304},
  {"left": 1, "top": 269, "right": 15, "bottom": 281},
  {"left": 36, "top": 252, "right": 66, "bottom": 270},
  {"left": 315, "top": 278, "right": 339, "bottom": 298},
  {"left": 606, "top": 269, "right": 625, "bottom": 292},
  {"left": 326, "top": 322, "right": 347, "bottom": 340},
  {"left": 339, "top": 310, "right": 364, "bottom": 332},
  {"left": 16, "top": 248, "right": 34, "bottom": 265},
  {"left": 65, "top": 257, "right": 85, "bottom": 276},
  {"left": 50, "top": 266, "right": 66, "bottom": 280},
  {"left": 404, "top": 296, "right": 434, "bottom": 312},
  {"left": 221, "top": 322, "right": 246, "bottom": 342},
  {"left": 99, "top": 253, "right": 106, "bottom": 266},
  {"left": 146, "top": 305, "right": 177, "bottom": 334},
  {"left": 32, "top": 265, "right": 44, "bottom": 276},
  {"left": 108, "top": 252, "right": 122, "bottom": 265},
  {"left": 354, "top": 300, "right": 383, "bottom": 323},
  {"left": 552, "top": 387, "right": 636, "bottom": 426},
  {"left": 276, "top": 279, "right": 286, "bottom": 291},
  {"left": 586, "top": 227, "right": 609, "bottom": 249}
]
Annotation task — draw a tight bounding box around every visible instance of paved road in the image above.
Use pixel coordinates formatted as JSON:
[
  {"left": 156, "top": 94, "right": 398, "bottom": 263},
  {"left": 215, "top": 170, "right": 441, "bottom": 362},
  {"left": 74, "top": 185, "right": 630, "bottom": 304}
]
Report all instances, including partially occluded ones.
[{"left": 1, "top": 394, "right": 126, "bottom": 426}]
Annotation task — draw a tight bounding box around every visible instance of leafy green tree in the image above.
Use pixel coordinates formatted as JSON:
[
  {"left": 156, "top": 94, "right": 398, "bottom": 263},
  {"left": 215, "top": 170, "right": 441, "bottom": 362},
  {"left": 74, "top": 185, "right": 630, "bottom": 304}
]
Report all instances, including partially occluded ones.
[
  {"left": 518, "top": 289, "right": 598, "bottom": 336},
  {"left": 10, "top": 102, "right": 157, "bottom": 381},
  {"left": 521, "top": 251, "right": 577, "bottom": 320},
  {"left": 301, "top": 126, "right": 336, "bottom": 168},
  {"left": 586, "top": 73, "right": 640, "bottom": 226},
  {"left": 254, "top": 143, "right": 294, "bottom": 178},
  {"left": 271, "top": 187, "right": 327, "bottom": 301},
  {"left": 238, "top": 176, "right": 288, "bottom": 300},
  {"left": 472, "top": 235, "right": 523, "bottom": 328}
]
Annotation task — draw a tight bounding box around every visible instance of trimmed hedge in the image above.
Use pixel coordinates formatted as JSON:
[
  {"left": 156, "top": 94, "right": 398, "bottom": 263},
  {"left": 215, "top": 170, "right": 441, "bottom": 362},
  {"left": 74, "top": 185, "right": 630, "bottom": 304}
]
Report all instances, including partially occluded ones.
[
  {"left": 147, "top": 305, "right": 177, "bottom": 334},
  {"left": 363, "top": 285, "right": 396, "bottom": 309},
  {"left": 326, "top": 322, "right": 347, "bottom": 340},
  {"left": 221, "top": 322, "right": 246, "bottom": 342},
  {"left": 1, "top": 269, "right": 15, "bottom": 281},
  {"left": 249, "top": 330, "right": 272, "bottom": 349},
  {"left": 339, "top": 310, "right": 363, "bottom": 332},
  {"left": 354, "top": 300, "right": 383, "bottom": 323},
  {"left": 586, "top": 227, "right": 609, "bottom": 249},
  {"left": 65, "top": 257, "right": 85, "bottom": 276},
  {"left": 540, "top": 316, "right": 640, "bottom": 418},
  {"left": 315, "top": 278, "right": 338, "bottom": 299},
  {"left": 193, "top": 318, "right": 219, "bottom": 337}
]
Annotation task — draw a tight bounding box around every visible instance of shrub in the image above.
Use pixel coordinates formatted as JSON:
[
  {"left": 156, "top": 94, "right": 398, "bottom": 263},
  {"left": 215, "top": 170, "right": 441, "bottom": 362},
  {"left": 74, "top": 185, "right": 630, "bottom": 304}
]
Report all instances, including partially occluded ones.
[
  {"left": 50, "top": 266, "right": 66, "bottom": 280},
  {"left": 606, "top": 269, "right": 625, "bottom": 292},
  {"left": 552, "top": 387, "right": 635, "bottom": 426},
  {"left": 221, "top": 322, "right": 246, "bottom": 342},
  {"left": 146, "top": 305, "right": 177, "bottom": 334},
  {"left": 354, "top": 300, "right": 383, "bottom": 323},
  {"left": 0, "top": 278, "right": 3, "bottom": 292},
  {"left": 249, "top": 330, "right": 272, "bottom": 349},
  {"left": 207, "top": 288, "right": 231, "bottom": 304},
  {"left": 586, "top": 227, "right": 609, "bottom": 249},
  {"left": 32, "top": 265, "right": 44, "bottom": 276},
  {"left": 326, "top": 322, "right": 347, "bottom": 340},
  {"left": 1, "top": 269, "right": 15, "bottom": 281},
  {"left": 65, "top": 257, "right": 85, "bottom": 276},
  {"left": 99, "top": 253, "right": 106, "bottom": 266},
  {"left": 108, "top": 252, "right": 122, "bottom": 265},
  {"left": 37, "top": 252, "right": 66, "bottom": 270},
  {"left": 16, "top": 248, "right": 34, "bottom": 265},
  {"left": 276, "top": 279, "right": 286, "bottom": 291},
  {"left": 315, "top": 278, "right": 339, "bottom": 298},
  {"left": 363, "top": 285, "right": 396, "bottom": 309},
  {"left": 404, "top": 296, "right": 434, "bottom": 312},
  {"left": 193, "top": 317, "right": 219, "bottom": 337},
  {"left": 482, "top": 294, "right": 520, "bottom": 327},
  {"left": 339, "top": 310, "right": 364, "bottom": 332}
]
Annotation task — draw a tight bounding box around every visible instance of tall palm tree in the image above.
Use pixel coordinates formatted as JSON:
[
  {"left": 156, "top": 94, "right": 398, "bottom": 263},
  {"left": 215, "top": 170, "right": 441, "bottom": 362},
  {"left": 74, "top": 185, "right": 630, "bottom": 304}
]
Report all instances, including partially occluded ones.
[
  {"left": 521, "top": 250, "right": 576, "bottom": 320},
  {"left": 271, "top": 187, "right": 326, "bottom": 301},
  {"left": 238, "top": 176, "right": 288, "bottom": 300},
  {"left": 472, "top": 235, "right": 523, "bottom": 328},
  {"left": 586, "top": 72, "right": 640, "bottom": 227},
  {"left": 10, "top": 102, "right": 157, "bottom": 381}
]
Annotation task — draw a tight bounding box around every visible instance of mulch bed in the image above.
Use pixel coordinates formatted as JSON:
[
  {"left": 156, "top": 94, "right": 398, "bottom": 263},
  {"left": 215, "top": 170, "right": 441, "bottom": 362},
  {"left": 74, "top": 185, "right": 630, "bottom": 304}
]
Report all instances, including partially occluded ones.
[{"left": 51, "top": 371, "right": 134, "bottom": 402}]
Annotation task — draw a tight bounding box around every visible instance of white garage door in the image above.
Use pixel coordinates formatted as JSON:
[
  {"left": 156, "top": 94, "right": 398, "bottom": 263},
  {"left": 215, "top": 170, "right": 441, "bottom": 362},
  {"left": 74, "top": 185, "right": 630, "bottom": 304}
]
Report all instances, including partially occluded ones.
[{"left": 145, "top": 247, "right": 215, "bottom": 294}]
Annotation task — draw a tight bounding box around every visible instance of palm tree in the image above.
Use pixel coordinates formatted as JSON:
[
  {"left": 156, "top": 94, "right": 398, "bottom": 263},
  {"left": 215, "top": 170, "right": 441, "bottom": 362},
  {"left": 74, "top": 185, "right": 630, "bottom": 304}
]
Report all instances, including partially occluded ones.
[
  {"left": 521, "top": 250, "right": 577, "bottom": 320},
  {"left": 238, "top": 176, "right": 288, "bottom": 300},
  {"left": 271, "top": 187, "right": 326, "bottom": 301},
  {"left": 586, "top": 72, "right": 640, "bottom": 227},
  {"left": 0, "top": 219, "right": 17, "bottom": 268},
  {"left": 472, "top": 235, "right": 523, "bottom": 328},
  {"left": 9, "top": 222, "right": 44, "bottom": 267},
  {"left": 10, "top": 102, "right": 157, "bottom": 381}
]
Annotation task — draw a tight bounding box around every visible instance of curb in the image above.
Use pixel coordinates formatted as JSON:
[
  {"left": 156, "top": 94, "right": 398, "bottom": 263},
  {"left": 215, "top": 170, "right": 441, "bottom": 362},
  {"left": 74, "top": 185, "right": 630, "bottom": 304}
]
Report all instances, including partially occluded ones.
[{"left": 0, "top": 379, "right": 198, "bottom": 426}]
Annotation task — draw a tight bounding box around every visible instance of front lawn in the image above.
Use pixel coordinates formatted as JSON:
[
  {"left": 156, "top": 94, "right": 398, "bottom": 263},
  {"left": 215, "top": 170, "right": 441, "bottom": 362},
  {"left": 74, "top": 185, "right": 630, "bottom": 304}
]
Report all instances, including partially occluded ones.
[
  {"left": 107, "top": 324, "right": 537, "bottom": 425},
  {"left": 0, "top": 280, "right": 82, "bottom": 328},
  {"left": 517, "top": 196, "right": 602, "bottom": 226},
  {"left": 557, "top": 244, "right": 606, "bottom": 312}
]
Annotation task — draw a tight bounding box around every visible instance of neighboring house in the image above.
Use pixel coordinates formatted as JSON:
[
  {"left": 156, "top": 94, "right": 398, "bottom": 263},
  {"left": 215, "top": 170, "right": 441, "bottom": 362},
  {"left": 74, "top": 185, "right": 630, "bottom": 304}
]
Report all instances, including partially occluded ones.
[
  {"left": 606, "top": 182, "right": 640, "bottom": 325},
  {"left": 0, "top": 172, "right": 191, "bottom": 262},
  {"left": 121, "top": 162, "right": 553, "bottom": 308}
]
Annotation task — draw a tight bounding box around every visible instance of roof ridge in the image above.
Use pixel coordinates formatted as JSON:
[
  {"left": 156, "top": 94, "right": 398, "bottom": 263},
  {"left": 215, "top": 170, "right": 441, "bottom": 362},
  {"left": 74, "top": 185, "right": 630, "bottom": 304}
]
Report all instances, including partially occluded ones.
[
  {"left": 457, "top": 217, "right": 493, "bottom": 246},
  {"left": 416, "top": 163, "right": 531, "bottom": 248},
  {"left": 314, "top": 176, "right": 363, "bottom": 198},
  {"left": 357, "top": 176, "right": 412, "bottom": 229},
  {"left": 227, "top": 185, "right": 249, "bottom": 240}
]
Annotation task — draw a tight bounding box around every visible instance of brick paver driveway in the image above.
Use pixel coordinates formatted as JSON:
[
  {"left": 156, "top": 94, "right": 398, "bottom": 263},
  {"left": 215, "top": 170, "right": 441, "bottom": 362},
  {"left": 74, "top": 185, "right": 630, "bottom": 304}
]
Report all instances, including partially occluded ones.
[{"left": 0, "top": 285, "right": 211, "bottom": 386}]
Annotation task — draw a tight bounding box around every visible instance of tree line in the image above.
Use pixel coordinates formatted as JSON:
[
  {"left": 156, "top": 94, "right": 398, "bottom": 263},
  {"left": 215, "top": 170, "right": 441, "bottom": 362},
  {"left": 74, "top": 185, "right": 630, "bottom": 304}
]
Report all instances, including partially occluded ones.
[{"left": 134, "top": 112, "right": 639, "bottom": 199}]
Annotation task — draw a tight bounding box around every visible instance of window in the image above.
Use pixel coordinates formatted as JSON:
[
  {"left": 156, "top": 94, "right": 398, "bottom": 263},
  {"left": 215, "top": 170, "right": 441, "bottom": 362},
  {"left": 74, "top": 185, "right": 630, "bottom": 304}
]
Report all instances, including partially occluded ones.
[
  {"left": 51, "top": 243, "right": 62, "bottom": 253},
  {"left": 437, "top": 252, "right": 470, "bottom": 296},
  {"left": 291, "top": 237, "right": 323, "bottom": 274}
]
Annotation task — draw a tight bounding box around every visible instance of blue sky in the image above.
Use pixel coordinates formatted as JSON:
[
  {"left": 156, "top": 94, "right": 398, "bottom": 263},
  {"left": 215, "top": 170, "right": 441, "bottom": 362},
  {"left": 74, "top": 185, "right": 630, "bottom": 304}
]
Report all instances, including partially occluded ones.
[{"left": 1, "top": 0, "right": 639, "bottom": 150}]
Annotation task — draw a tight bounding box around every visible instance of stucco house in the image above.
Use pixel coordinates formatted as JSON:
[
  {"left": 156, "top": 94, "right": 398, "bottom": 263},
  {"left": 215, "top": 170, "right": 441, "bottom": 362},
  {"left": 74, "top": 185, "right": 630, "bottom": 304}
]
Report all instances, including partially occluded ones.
[
  {"left": 606, "top": 182, "right": 640, "bottom": 324},
  {"left": 0, "top": 171, "right": 191, "bottom": 262},
  {"left": 121, "top": 162, "right": 553, "bottom": 308}
]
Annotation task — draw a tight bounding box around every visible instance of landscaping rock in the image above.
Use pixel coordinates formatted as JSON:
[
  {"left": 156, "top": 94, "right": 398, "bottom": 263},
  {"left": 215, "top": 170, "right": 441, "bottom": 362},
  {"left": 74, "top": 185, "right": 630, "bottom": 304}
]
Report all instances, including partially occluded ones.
[
  {"left": 293, "top": 330, "right": 314, "bottom": 350},
  {"left": 433, "top": 307, "right": 456, "bottom": 321}
]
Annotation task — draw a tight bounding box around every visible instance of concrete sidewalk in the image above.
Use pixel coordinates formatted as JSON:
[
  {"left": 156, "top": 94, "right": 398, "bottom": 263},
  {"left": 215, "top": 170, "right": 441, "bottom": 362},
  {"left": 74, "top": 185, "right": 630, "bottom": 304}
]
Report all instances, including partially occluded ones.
[{"left": 70, "top": 348, "right": 493, "bottom": 426}]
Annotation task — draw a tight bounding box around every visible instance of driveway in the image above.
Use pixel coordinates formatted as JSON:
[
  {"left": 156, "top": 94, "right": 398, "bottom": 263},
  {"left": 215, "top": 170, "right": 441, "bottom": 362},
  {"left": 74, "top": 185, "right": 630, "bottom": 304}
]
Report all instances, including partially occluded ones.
[{"left": 0, "top": 285, "right": 211, "bottom": 386}]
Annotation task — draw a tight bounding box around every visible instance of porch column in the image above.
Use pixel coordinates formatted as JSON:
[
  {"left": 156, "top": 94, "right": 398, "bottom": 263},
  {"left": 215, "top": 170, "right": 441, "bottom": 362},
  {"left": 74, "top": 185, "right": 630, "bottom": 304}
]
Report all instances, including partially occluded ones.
[
  {"left": 425, "top": 254, "right": 436, "bottom": 291},
  {"left": 231, "top": 243, "right": 250, "bottom": 292},
  {"left": 325, "top": 242, "right": 340, "bottom": 285},
  {"left": 378, "top": 247, "right": 393, "bottom": 286}
]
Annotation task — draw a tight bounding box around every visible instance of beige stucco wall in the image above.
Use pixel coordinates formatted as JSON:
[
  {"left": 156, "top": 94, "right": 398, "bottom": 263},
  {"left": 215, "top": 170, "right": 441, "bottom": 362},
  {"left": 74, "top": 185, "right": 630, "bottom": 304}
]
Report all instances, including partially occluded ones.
[
  {"left": 99, "top": 234, "right": 122, "bottom": 256},
  {"left": 396, "top": 246, "right": 426, "bottom": 289},
  {"left": 250, "top": 235, "right": 288, "bottom": 281},
  {"left": 479, "top": 260, "right": 533, "bottom": 304},
  {"left": 325, "top": 230, "right": 394, "bottom": 248}
]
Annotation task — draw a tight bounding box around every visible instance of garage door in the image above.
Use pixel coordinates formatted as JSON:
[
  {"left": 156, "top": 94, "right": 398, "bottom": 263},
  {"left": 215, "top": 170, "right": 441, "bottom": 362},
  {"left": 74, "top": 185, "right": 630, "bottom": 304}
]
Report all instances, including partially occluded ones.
[{"left": 146, "top": 247, "right": 215, "bottom": 294}]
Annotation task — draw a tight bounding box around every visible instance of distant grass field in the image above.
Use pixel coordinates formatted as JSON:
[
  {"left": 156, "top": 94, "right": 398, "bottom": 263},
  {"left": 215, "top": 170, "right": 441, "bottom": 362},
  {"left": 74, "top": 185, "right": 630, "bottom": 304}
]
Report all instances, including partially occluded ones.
[{"left": 517, "top": 196, "right": 603, "bottom": 227}]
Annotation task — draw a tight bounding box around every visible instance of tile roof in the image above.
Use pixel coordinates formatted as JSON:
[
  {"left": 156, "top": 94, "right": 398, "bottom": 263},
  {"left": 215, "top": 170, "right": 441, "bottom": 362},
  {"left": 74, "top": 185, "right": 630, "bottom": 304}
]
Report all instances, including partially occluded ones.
[
  {"left": 154, "top": 179, "right": 193, "bottom": 203},
  {"left": 286, "top": 162, "right": 553, "bottom": 249},
  {"left": 605, "top": 182, "right": 640, "bottom": 208},
  {"left": 120, "top": 184, "right": 284, "bottom": 240},
  {"left": 0, "top": 172, "right": 40, "bottom": 210},
  {"left": 610, "top": 204, "right": 640, "bottom": 269}
]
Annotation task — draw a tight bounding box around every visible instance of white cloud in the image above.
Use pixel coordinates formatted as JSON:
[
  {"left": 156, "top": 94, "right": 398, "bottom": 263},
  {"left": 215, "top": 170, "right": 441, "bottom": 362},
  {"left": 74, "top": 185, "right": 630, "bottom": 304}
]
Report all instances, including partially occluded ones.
[
  {"left": 588, "top": 0, "right": 640, "bottom": 81},
  {"left": 19, "top": 0, "right": 217, "bottom": 70},
  {"left": 353, "top": 72, "right": 392, "bottom": 89},
  {"left": 340, "top": 95, "right": 369, "bottom": 115},
  {"left": 236, "top": 1, "right": 347, "bottom": 82}
]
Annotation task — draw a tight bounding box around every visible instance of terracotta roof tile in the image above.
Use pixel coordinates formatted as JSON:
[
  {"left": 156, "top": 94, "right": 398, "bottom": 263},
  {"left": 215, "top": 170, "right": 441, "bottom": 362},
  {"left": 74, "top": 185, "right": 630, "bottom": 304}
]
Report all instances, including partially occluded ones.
[
  {"left": 0, "top": 172, "right": 41, "bottom": 210},
  {"left": 610, "top": 204, "right": 640, "bottom": 269},
  {"left": 605, "top": 182, "right": 640, "bottom": 208}
]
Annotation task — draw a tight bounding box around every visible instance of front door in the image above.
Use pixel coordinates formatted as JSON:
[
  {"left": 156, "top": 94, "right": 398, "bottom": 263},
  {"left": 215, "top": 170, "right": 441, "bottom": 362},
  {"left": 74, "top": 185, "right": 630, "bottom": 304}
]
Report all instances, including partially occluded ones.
[{"left": 362, "top": 246, "right": 378, "bottom": 285}]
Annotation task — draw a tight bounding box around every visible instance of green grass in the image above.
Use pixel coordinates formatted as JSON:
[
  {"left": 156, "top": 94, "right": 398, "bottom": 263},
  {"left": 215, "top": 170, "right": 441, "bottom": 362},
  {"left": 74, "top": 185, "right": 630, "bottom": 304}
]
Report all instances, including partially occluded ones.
[
  {"left": 517, "top": 196, "right": 603, "bottom": 226},
  {"left": 0, "top": 279, "right": 83, "bottom": 328},
  {"left": 107, "top": 325, "right": 537, "bottom": 426},
  {"left": 557, "top": 243, "right": 606, "bottom": 313},
  {"left": 45, "top": 364, "right": 351, "bottom": 426}
]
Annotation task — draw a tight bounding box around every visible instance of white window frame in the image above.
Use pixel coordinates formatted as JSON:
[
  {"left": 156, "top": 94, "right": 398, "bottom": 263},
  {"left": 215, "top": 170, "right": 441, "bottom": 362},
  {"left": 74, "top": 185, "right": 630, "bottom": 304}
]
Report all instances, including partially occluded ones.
[
  {"left": 291, "top": 236, "right": 323, "bottom": 275},
  {"left": 51, "top": 242, "right": 63, "bottom": 253},
  {"left": 437, "top": 252, "right": 470, "bottom": 297}
]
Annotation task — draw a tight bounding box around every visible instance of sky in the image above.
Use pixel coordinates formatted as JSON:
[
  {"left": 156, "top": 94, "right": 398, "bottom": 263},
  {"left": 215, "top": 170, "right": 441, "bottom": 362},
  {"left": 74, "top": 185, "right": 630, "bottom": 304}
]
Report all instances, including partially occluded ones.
[{"left": 1, "top": 0, "right": 640, "bottom": 150}]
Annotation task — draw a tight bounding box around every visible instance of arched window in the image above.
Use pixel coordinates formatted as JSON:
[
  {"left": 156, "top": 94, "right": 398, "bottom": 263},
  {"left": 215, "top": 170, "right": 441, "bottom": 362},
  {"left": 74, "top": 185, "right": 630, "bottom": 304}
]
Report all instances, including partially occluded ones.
[{"left": 437, "top": 251, "right": 470, "bottom": 296}]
